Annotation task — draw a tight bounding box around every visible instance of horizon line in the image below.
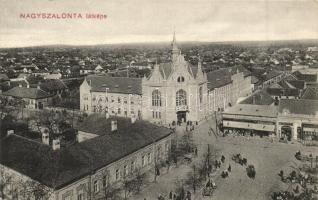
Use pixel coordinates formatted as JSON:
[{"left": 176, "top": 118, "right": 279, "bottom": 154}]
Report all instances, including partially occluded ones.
[{"left": 1, "top": 37, "right": 318, "bottom": 49}]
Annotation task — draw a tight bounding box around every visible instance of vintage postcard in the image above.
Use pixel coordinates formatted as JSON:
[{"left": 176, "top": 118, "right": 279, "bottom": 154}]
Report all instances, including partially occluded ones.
[{"left": 0, "top": 0, "right": 317, "bottom": 200}]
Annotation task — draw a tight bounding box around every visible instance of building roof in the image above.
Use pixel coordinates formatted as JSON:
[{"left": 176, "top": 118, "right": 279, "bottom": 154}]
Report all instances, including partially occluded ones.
[
  {"left": 39, "top": 79, "right": 68, "bottom": 92},
  {"left": 206, "top": 66, "right": 251, "bottom": 90},
  {"left": 240, "top": 90, "right": 275, "bottom": 105},
  {"left": 266, "top": 88, "right": 300, "bottom": 97},
  {"left": 206, "top": 68, "right": 232, "bottom": 90},
  {"left": 0, "top": 116, "right": 172, "bottom": 189},
  {"left": 86, "top": 75, "right": 142, "bottom": 95},
  {"left": 301, "top": 87, "right": 318, "bottom": 100},
  {"left": 158, "top": 62, "right": 198, "bottom": 79},
  {"left": 278, "top": 99, "right": 318, "bottom": 116},
  {"left": 223, "top": 104, "right": 278, "bottom": 118},
  {"left": 292, "top": 71, "right": 317, "bottom": 82},
  {"left": 2, "top": 86, "right": 53, "bottom": 99},
  {"left": 0, "top": 74, "right": 9, "bottom": 82}
]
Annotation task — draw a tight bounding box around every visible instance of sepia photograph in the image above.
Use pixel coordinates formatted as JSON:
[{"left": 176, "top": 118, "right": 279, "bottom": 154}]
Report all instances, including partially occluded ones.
[{"left": 0, "top": 0, "right": 318, "bottom": 199}]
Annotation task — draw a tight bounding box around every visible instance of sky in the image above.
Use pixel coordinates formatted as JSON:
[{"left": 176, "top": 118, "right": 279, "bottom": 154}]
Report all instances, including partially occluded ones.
[{"left": 0, "top": 0, "right": 318, "bottom": 47}]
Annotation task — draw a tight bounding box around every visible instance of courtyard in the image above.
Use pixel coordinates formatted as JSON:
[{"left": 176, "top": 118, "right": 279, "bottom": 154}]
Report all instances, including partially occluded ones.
[{"left": 131, "top": 117, "right": 318, "bottom": 200}]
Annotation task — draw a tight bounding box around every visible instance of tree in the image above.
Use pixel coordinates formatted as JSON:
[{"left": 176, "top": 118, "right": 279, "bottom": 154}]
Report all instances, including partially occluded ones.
[
  {"left": 96, "top": 169, "right": 120, "bottom": 200},
  {"left": 18, "top": 179, "right": 53, "bottom": 200},
  {"left": 122, "top": 176, "right": 136, "bottom": 200},
  {"left": 0, "top": 166, "right": 12, "bottom": 199},
  {"left": 185, "top": 164, "right": 201, "bottom": 194}
]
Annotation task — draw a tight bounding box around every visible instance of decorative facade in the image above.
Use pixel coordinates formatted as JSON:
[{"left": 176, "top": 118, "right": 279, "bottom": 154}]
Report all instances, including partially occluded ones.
[{"left": 80, "top": 34, "right": 253, "bottom": 125}]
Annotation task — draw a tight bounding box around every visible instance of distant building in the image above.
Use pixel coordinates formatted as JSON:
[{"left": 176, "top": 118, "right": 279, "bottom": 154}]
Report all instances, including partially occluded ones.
[
  {"left": 221, "top": 99, "right": 318, "bottom": 142},
  {"left": 222, "top": 104, "right": 278, "bottom": 136},
  {"left": 1, "top": 85, "right": 53, "bottom": 109},
  {"left": 44, "top": 73, "right": 62, "bottom": 80},
  {"left": 0, "top": 115, "right": 172, "bottom": 200},
  {"left": 80, "top": 34, "right": 253, "bottom": 124}
]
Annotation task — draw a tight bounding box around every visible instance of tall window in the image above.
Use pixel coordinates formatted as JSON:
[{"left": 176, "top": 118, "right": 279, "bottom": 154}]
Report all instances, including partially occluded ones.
[
  {"left": 176, "top": 89, "right": 187, "bottom": 106},
  {"left": 115, "top": 169, "right": 120, "bottom": 180},
  {"left": 177, "top": 76, "right": 185, "bottom": 82},
  {"left": 131, "top": 160, "right": 135, "bottom": 172},
  {"left": 123, "top": 165, "right": 128, "bottom": 177},
  {"left": 152, "top": 90, "right": 162, "bottom": 106},
  {"left": 199, "top": 86, "right": 203, "bottom": 104},
  {"left": 102, "top": 175, "right": 107, "bottom": 188},
  {"left": 93, "top": 180, "right": 99, "bottom": 193}
]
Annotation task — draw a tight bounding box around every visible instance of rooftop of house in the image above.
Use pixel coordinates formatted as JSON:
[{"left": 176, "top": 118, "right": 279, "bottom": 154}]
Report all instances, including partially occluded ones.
[
  {"left": 292, "top": 71, "right": 317, "bottom": 82},
  {"left": 0, "top": 115, "right": 172, "bottom": 189},
  {"left": 266, "top": 88, "right": 300, "bottom": 97},
  {"left": 206, "top": 66, "right": 251, "bottom": 90},
  {"left": 279, "top": 99, "right": 318, "bottom": 116},
  {"left": 301, "top": 87, "right": 318, "bottom": 100},
  {"left": 85, "top": 75, "right": 142, "bottom": 95},
  {"left": 2, "top": 86, "right": 53, "bottom": 99},
  {"left": 223, "top": 104, "right": 278, "bottom": 118},
  {"left": 239, "top": 90, "right": 275, "bottom": 105}
]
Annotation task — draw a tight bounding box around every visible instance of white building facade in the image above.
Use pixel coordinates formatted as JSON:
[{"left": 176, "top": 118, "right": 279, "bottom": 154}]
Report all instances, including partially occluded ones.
[{"left": 80, "top": 34, "right": 252, "bottom": 125}]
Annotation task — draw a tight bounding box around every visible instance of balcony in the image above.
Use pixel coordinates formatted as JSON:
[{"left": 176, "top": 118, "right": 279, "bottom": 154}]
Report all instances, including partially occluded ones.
[{"left": 176, "top": 105, "right": 188, "bottom": 112}]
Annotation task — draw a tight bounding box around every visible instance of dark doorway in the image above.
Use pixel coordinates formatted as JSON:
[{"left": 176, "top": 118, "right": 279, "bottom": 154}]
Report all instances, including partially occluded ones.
[
  {"left": 177, "top": 111, "right": 186, "bottom": 123},
  {"left": 38, "top": 102, "right": 43, "bottom": 109},
  {"left": 281, "top": 126, "right": 292, "bottom": 141}
]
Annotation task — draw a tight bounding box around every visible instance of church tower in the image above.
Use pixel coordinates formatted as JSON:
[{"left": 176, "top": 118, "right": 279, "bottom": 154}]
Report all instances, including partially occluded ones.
[{"left": 171, "top": 32, "right": 180, "bottom": 61}]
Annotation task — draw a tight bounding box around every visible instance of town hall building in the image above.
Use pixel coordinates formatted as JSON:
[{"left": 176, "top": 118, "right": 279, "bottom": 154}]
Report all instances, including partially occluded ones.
[{"left": 80, "top": 34, "right": 253, "bottom": 125}]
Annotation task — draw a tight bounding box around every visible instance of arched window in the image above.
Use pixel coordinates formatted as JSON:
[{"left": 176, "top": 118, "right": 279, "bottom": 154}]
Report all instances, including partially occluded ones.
[
  {"left": 177, "top": 76, "right": 185, "bottom": 83},
  {"left": 176, "top": 89, "right": 187, "bottom": 106},
  {"left": 199, "top": 86, "right": 203, "bottom": 104},
  {"left": 152, "top": 90, "right": 161, "bottom": 106}
]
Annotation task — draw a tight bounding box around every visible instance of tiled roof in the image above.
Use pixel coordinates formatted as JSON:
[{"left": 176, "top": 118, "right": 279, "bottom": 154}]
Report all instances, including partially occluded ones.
[
  {"left": 158, "top": 62, "right": 198, "bottom": 79},
  {"left": 207, "top": 69, "right": 232, "bottom": 89},
  {"left": 278, "top": 99, "right": 318, "bottom": 116},
  {"left": 2, "top": 86, "right": 53, "bottom": 99},
  {"left": 0, "top": 116, "right": 172, "bottom": 189},
  {"left": 301, "top": 87, "right": 318, "bottom": 100},
  {"left": 86, "top": 75, "right": 142, "bottom": 95},
  {"left": 206, "top": 66, "right": 251, "bottom": 90},
  {"left": 266, "top": 88, "right": 300, "bottom": 97},
  {"left": 286, "top": 80, "right": 305, "bottom": 90},
  {"left": 292, "top": 71, "right": 317, "bottom": 82},
  {"left": 223, "top": 104, "right": 278, "bottom": 118},
  {"left": 240, "top": 90, "right": 275, "bottom": 105},
  {"left": 0, "top": 74, "right": 9, "bottom": 81},
  {"left": 159, "top": 63, "right": 173, "bottom": 78}
]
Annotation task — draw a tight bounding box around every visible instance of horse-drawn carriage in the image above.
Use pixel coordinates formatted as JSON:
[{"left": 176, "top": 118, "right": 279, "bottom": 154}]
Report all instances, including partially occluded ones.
[
  {"left": 202, "top": 179, "right": 216, "bottom": 196},
  {"left": 232, "top": 154, "right": 247, "bottom": 165}
]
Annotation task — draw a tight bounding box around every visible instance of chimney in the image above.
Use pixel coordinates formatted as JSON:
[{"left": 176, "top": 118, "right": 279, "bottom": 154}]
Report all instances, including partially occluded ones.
[
  {"left": 7, "top": 130, "right": 14, "bottom": 136},
  {"left": 52, "top": 139, "right": 60, "bottom": 150},
  {"left": 42, "top": 132, "right": 49, "bottom": 145},
  {"left": 131, "top": 115, "right": 136, "bottom": 124},
  {"left": 111, "top": 120, "right": 117, "bottom": 132}
]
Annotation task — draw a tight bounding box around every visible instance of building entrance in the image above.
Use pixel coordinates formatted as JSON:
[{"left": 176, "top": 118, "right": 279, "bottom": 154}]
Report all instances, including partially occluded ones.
[
  {"left": 177, "top": 111, "right": 187, "bottom": 123},
  {"left": 281, "top": 126, "right": 292, "bottom": 141}
]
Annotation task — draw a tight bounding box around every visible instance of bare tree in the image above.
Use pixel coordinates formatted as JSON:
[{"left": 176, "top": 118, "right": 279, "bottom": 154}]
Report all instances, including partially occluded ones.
[
  {"left": 0, "top": 166, "right": 12, "bottom": 199},
  {"left": 185, "top": 164, "right": 201, "bottom": 194}
]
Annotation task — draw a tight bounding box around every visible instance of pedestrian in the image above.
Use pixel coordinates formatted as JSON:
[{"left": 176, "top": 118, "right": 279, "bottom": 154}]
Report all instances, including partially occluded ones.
[
  {"left": 221, "top": 155, "right": 225, "bottom": 163},
  {"left": 169, "top": 191, "right": 173, "bottom": 199},
  {"left": 173, "top": 194, "right": 177, "bottom": 200},
  {"left": 194, "top": 147, "right": 198, "bottom": 157},
  {"left": 228, "top": 164, "right": 231, "bottom": 172}
]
